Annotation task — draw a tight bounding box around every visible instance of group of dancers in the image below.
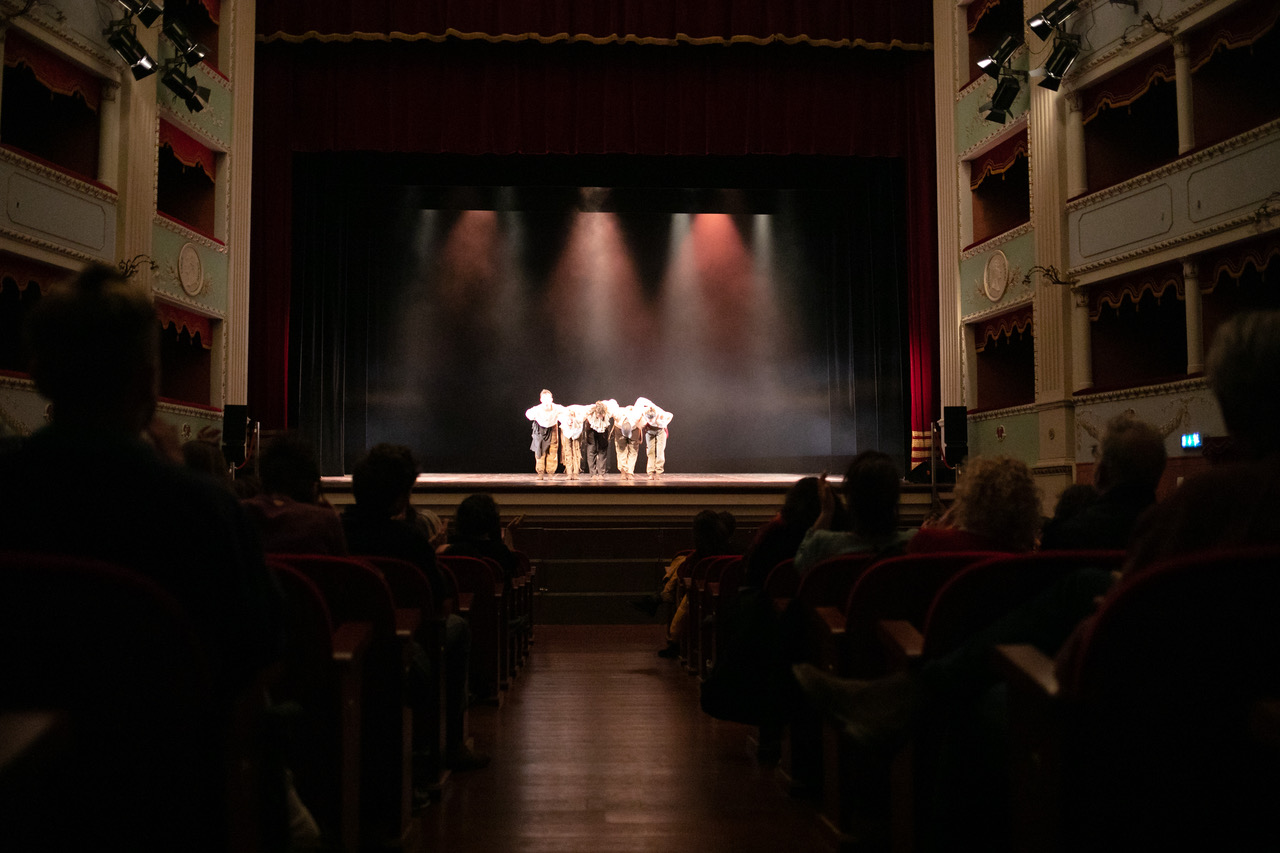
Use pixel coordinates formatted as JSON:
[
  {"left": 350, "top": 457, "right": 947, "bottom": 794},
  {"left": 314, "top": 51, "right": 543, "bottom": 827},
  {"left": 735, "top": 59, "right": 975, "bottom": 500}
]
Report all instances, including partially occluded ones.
[{"left": 526, "top": 391, "right": 674, "bottom": 480}]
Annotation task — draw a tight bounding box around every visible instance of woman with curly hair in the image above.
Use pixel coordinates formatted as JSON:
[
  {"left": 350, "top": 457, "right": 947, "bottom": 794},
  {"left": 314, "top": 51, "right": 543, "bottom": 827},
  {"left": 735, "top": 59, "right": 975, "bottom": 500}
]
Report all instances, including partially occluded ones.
[{"left": 909, "top": 455, "right": 1041, "bottom": 553}]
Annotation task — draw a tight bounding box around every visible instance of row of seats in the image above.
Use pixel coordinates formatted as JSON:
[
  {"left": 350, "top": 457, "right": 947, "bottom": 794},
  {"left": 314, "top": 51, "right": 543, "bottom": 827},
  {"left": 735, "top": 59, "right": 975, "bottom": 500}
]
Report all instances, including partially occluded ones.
[
  {"left": 717, "top": 545, "right": 1280, "bottom": 852},
  {"left": 0, "top": 547, "right": 536, "bottom": 853},
  {"left": 267, "top": 550, "right": 536, "bottom": 850}
]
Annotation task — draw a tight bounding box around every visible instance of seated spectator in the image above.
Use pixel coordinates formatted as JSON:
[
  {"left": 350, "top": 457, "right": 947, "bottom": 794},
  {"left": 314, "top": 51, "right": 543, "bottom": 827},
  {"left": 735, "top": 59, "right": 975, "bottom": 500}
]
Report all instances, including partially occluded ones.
[
  {"left": 908, "top": 455, "right": 1040, "bottom": 553},
  {"left": 242, "top": 434, "right": 347, "bottom": 555},
  {"left": 1040, "top": 413, "right": 1166, "bottom": 551},
  {"left": 742, "top": 476, "right": 824, "bottom": 589},
  {"left": 440, "top": 493, "right": 520, "bottom": 582},
  {"left": 656, "top": 509, "right": 735, "bottom": 658},
  {"left": 341, "top": 444, "right": 489, "bottom": 772},
  {"left": 0, "top": 263, "right": 287, "bottom": 846},
  {"left": 794, "top": 451, "right": 913, "bottom": 575},
  {"left": 1039, "top": 482, "right": 1098, "bottom": 545},
  {"left": 182, "top": 437, "right": 233, "bottom": 491}
]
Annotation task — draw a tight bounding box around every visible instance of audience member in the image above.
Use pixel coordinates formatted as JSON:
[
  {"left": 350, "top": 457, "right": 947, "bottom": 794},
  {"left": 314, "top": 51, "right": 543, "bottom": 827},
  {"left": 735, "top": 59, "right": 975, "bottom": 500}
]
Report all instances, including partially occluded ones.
[
  {"left": 242, "top": 434, "right": 347, "bottom": 555},
  {"left": 656, "top": 509, "right": 735, "bottom": 658},
  {"left": 440, "top": 493, "right": 520, "bottom": 582},
  {"left": 0, "top": 263, "right": 286, "bottom": 847},
  {"left": 341, "top": 444, "right": 489, "bottom": 772},
  {"left": 908, "top": 455, "right": 1040, "bottom": 553},
  {"left": 794, "top": 451, "right": 912, "bottom": 575},
  {"left": 1040, "top": 413, "right": 1166, "bottom": 550},
  {"left": 741, "top": 476, "right": 824, "bottom": 588},
  {"left": 182, "top": 437, "right": 233, "bottom": 490}
]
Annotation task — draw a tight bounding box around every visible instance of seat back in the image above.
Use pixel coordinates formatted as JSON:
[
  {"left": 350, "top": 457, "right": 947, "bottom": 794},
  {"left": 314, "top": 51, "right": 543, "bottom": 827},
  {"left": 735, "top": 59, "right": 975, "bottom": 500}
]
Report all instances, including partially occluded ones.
[
  {"left": 920, "top": 550, "right": 1125, "bottom": 659},
  {"left": 0, "top": 552, "right": 223, "bottom": 852},
  {"left": 842, "top": 551, "right": 1001, "bottom": 677},
  {"left": 1057, "top": 545, "right": 1280, "bottom": 850},
  {"left": 438, "top": 555, "right": 503, "bottom": 701},
  {"left": 763, "top": 558, "right": 799, "bottom": 599},
  {"left": 795, "top": 552, "right": 880, "bottom": 610},
  {"left": 359, "top": 554, "right": 437, "bottom": 618}
]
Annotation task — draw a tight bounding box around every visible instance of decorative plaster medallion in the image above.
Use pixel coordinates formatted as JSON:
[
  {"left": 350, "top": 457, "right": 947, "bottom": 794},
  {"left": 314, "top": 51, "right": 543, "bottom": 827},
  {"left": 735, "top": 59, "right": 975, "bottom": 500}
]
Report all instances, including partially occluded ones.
[
  {"left": 983, "top": 250, "right": 1010, "bottom": 302},
  {"left": 178, "top": 243, "right": 203, "bottom": 296}
]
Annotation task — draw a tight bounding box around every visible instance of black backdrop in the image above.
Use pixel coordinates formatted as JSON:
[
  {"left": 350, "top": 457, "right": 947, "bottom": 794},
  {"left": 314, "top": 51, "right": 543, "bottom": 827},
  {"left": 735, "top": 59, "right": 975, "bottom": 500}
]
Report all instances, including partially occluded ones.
[{"left": 290, "top": 153, "right": 909, "bottom": 475}]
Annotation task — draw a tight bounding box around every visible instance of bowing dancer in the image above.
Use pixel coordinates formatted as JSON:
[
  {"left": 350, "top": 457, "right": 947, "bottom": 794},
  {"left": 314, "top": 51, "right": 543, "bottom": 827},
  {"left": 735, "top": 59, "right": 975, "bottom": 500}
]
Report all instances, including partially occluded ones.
[
  {"left": 612, "top": 400, "right": 643, "bottom": 481},
  {"left": 584, "top": 400, "right": 615, "bottom": 479},
  {"left": 525, "top": 389, "right": 563, "bottom": 479},
  {"left": 558, "top": 404, "right": 588, "bottom": 480},
  {"left": 635, "top": 397, "right": 674, "bottom": 479}
]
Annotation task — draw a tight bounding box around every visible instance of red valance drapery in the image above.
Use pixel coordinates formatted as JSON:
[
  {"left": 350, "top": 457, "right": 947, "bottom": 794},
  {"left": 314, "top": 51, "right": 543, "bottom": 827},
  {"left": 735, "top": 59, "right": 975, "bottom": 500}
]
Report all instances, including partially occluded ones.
[
  {"left": 1199, "top": 231, "right": 1280, "bottom": 291},
  {"left": 967, "top": 0, "right": 1003, "bottom": 34},
  {"left": 158, "top": 120, "right": 215, "bottom": 180},
  {"left": 255, "top": 0, "right": 932, "bottom": 50},
  {"left": 1081, "top": 51, "right": 1176, "bottom": 125},
  {"left": 3, "top": 30, "right": 101, "bottom": 112},
  {"left": 155, "top": 300, "right": 213, "bottom": 349},
  {"left": 970, "top": 130, "right": 1028, "bottom": 190},
  {"left": 1189, "top": 0, "right": 1280, "bottom": 71},
  {"left": 974, "top": 304, "right": 1033, "bottom": 353},
  {"left": 197, "top": 0, "right": 220, "bottom": 25},
  {"left": 1088, "top": 262, "right": 1183, "bottom": 320},
  {"left": 0, "top": 251, "right": 69, "bottom": 294}
]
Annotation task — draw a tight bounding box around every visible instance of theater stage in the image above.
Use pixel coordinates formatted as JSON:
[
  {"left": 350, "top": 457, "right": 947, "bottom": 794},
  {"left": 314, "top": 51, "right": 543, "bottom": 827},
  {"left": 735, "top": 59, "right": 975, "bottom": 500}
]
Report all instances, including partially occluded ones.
[{"left": 319, "top": 472, "right": 945, "bottom": 624}]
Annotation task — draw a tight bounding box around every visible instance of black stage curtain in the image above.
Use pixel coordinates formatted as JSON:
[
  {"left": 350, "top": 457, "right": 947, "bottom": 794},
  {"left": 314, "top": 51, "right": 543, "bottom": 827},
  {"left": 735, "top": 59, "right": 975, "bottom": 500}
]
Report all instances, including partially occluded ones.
[{"left": 291, "top": 153, "right": 908, "bottom": 475}]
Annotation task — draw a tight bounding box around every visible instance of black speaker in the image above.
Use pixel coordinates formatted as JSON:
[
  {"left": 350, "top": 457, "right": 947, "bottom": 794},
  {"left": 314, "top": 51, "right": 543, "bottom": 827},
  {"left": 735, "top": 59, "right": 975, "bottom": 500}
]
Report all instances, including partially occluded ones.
[
  {"left": 942, "top": 405, "right": 968, "bottom": 466},
  {"left": 221, "top": 404, "right": 248, "bottom": 466}
]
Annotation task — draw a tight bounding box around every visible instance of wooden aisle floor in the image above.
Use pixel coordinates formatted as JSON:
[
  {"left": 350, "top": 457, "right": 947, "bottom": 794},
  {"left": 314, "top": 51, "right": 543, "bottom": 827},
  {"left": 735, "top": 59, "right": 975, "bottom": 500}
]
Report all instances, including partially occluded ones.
[{"left": 416, "top": 624, "right": 837, "bottom": 853}]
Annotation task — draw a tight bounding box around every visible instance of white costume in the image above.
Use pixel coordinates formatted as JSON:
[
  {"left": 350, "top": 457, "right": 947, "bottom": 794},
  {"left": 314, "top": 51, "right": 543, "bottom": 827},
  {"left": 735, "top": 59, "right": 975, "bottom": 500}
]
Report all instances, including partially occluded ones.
[
  {"left": 557, "top": 405, "right": 589, "bottom": 480},
  {"left": 525, "top": 391, "right": 564, "bottom": 478},
  {"left": 633, "top": 397, "right": 673, "bottom": 478}
]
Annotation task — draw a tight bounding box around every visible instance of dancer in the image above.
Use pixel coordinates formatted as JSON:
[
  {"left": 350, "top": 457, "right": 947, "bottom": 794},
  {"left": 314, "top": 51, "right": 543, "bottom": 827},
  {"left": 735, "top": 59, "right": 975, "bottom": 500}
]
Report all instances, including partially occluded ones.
[
  {"left": 635, "top": 397, "right": 674, "bottom": 479},
  {"left": 525, "top": 389, "right": 562, "bottom": 479},
  {"left": 612, "top": 400, "right": 642, "bottom": 481},
  {"left": 584, "top": 400, "right": 614, "bottom": 478},
  {"left": 558, "top": 404, "right": 588, "bottom": 480}
]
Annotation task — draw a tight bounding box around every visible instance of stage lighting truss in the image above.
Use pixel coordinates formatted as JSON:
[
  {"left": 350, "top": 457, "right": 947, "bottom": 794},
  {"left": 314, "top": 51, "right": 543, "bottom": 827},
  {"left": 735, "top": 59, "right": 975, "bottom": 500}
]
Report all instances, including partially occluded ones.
[
  {"left": 1028, "top": 0, "right": 1079, "bottom": 41},
  {"left": 104, "top": 17, "right": 157, "bottom": 80},
  {"left": 160, "top": 59, "right": 211, "bottom": 112},
  {"left": 1033, "top": 33, "right": 1082, "bottom": 91},
  {"left": 977, "top": 34, "right": 1021, "bottom": 80},
  {"left": 979, "top": 71, "right": 1023, "bottom": 124},
  {"left": 162, "top": 17, "right": 210, "bottom": 66},
  {"left": 115, "top": 0, "right": 164, "bottom": 28}
]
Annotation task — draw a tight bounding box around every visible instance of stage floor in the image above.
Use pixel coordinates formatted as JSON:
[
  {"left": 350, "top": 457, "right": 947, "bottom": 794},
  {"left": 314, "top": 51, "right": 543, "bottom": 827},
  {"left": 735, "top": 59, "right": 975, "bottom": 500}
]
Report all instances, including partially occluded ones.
[{"left": 327, "top": 472, "right": 802, "bottom": 490}]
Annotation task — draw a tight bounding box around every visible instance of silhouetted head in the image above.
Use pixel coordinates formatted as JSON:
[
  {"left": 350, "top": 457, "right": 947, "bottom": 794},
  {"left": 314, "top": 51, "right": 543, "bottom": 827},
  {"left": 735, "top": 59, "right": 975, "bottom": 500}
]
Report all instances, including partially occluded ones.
[
  {"left": 259, "top": 434, "right": 323, "bottom": 504},
  {"left": 842, "top": 451, "right": 901, "bottom": 541},
  {"left": 352, "top": 443, "right": 419, "bottom": 517},
  {"left": 1206, "top": 310, "right": 1280, "bottom": 457},
  {"left": 952, "top": 455, "right": 1041, "bottom": 552},
  {"left": 456, "top": 493, "right": 502, "bottom": 540},
  {"left": 1095, "top": 414, "right": 1166, "bottom": 494}
]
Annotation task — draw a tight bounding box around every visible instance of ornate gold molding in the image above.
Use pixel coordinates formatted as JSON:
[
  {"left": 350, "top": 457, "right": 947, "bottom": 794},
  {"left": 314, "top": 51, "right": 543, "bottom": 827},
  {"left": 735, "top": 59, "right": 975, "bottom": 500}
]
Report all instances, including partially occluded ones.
[
  {"left": 0, "top": 227, "right": 102, "bottom": 265},
  {"left": 0, "top": 147, "right": 119, "bottom": 202},
  {"left": 1072, "top": 376, "right": 1209, "bottom": 406},
  {"left": 153, "top": 214, "right": 227, "bottom": 253},
  {"left": 960, "top": 221, "right": 1034, "bottom": 261}
]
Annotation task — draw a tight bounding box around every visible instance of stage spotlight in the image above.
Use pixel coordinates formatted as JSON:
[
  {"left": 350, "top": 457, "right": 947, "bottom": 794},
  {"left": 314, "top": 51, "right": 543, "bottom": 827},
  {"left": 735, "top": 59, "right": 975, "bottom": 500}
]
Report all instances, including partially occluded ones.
[
  {"left": 979, "top": 73, "right": 1022, "bottom": 124},
  {"left": 115, "top": 0, "right": 164, "bottom": 28},
  {"left": 1028, "top": 0, "right": 1079, "bottom": 41},
  {"left": 977, "top": 34, "right": 1020, "bottom": 80},
  {"left": 160, "top": 61, "right": 211, "bottom": 112},
  {"left": 104, "top": 19, "right": 157, "bottom": 80},
  {"left": 1035, "top": 34, "right": 1082, "bottom": 90},
  {"left": 162, "top": 17, "right": 209, "bottom": 66}
]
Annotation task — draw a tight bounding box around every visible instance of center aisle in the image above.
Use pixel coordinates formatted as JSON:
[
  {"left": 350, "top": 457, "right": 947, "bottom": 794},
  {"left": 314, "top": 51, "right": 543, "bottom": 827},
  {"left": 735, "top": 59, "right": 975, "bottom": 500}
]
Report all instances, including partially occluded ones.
[{"left": 417, "top": 624, "right": 836, "bottom": 853}]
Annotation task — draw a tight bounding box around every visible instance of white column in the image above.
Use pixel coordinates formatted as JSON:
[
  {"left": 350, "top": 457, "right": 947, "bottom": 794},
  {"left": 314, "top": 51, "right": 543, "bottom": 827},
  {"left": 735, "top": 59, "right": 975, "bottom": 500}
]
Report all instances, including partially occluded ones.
[
  {"left": 934, "top": 0, "right": 963, "bottom": 410},
  {"left": 224, "top": 0, "right": 256, "bottom": 407},
  {"left": 115, "top": 25, "right": 159, "bottom": 288},
  {"left": 1174, "top": 38, "right": 1195, "bottom": 156},
  {"left": 98, "top": 81, "right": 121, "bottom": 188},
  {"left": 0, "top": 31, "right": 6, "bottom": 135},
  {"left": 1071, "top": 287, "right": 1092, "bottom": 393},
  {"left": 1030, "top": 83, "right": 1071, "bottom": 401},
  {"left": 1065, "top": 93, "right": 1087, "bottom": 199},
  {"left": 1183, "top": 258, "right": 1204, "bottom": 374}
]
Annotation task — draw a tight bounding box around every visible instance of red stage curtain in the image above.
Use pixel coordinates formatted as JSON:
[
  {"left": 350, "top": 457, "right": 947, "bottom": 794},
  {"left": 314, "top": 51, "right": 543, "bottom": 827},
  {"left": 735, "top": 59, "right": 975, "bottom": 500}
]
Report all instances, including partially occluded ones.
[
  {"left": 251, "top": 9, "right": 938, "bottom": 448},
  {"left": 256, "top": 0, "right": 932, "bottom": 50}
]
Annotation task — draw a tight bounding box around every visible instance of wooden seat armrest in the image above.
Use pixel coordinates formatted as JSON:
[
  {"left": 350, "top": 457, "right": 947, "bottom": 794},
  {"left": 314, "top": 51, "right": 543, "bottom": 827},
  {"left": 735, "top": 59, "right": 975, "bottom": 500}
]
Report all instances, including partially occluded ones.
[
  {"left": 814, "top": 606, "right": 845, "bottom": 636},
  {"left": 706, "top": 581, "right": 721, "bottom": 597},
  {"left": 994, "top": 644, "right": 1059, "bottom": 699},
  {"left": 493, "top": 582, "right": 505, "bottom": 598},
  {"left": 394, "top": 608, "right": 422, "bottom": 640},
  {"left": 456, "top": 592, "right": 474, "bottom": 614},
  {"left": 877, "top": 619, "right": 922, "bottom": 668},
  {"left": 331, "top": 621, "right": 373, "bottom": 663}
]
